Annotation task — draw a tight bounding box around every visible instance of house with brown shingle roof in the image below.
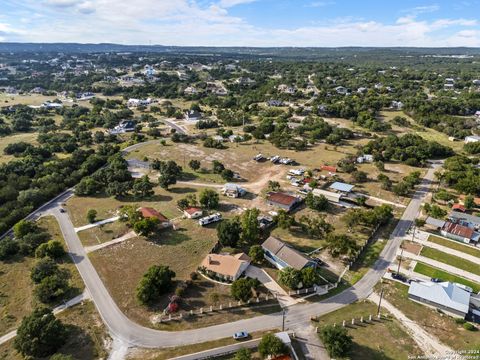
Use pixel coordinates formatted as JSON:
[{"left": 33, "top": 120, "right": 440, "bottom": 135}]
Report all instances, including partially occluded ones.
[
  {"left": 139, "top": 207, "right": 171, "bottom": 228},
  {"left": 266, "top": 192, "right": 302, "bottom": 212},
  {"left": 200, "top": 253, "right": 251, "bottom": 281},
  {"left": 261, "top": 236, "right": 315, "bottom": 271}
]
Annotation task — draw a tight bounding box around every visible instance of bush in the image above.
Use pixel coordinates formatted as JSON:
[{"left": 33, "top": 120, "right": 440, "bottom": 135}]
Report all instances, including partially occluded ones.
[
  {"left": 190, "top": 272, "right": 199, "bottom": 281},
  {"left": 258, "top": 333, "right": 288, "bottom": 359},
  {"left": 455, "top": 318, "right": 466, "bottom": 324},
  {"left": 136, "top": 265, "right": 176, "bottom": 305},
  {"left": 35, "top": 240, "right": 66, "bottom": 259},
  {"left": 463, "top": 322, "right": 477, "bottom": 331},
  {"left": 231, "top": 277, "right": 260, "bottom": 302},
  {"left": 0, "top": 238, "right": 19, "bottom": 260},
  {"left": 320, "top": 325, "right": 353, "bottom": 358}
]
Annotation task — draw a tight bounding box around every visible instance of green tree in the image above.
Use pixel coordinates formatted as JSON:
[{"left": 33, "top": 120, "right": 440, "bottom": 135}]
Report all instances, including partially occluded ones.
[
  {"left": 133, "top": 175, "right": 155, "bottom": 198},
  {"left": 86, "top": 209, "right": 97, "bottom": 224},
  {"left": 241, "top": 208, "right": 260, "bottom": 244},
  {"left": 212, "top": 160, "right": 225, "bottom": 174},
  {"left": 14, "top": 308, "right": 68, "bottom": 358},
  {"left": 13, "top": 220, "right": 37, "bottom": 239},
  {"left": 320, "top": 325, "right": 353, "bottom": 358},
  {"left": 393, "top": 181, "right": 410, "bottom": 196},
  {"left": 31, "top": 257, "right": 60, "bottom": 283},
  {"left": 188, "top": 159, "right": 201, "bottom": 171},
  {"left": 50, "top": 354, "right": 75, "bottom": 360},
  {"left": 301, "top": 267, "right": 321, "bottom": 287},
  {"left": 248, "top": 245, "right": 264, "bottom": 263},
  {"left": 0, "top": 238, "right": 19, "bottom": 260},
  {"left": 325, "top": 233, "right": 359, "bottom": 260},
  {"left": 118, "top": 205, "right": 143, "bottom": 226},
  {"left": 35, "top": 240, "right": 65, "bottom": 260},
  {"left": 221, "top": 169, "right": 234, "bottom": 181},
  {"left": 351, "top": 170, "right": 368, "bottom": 183},
  {"left": 464, "top": 195, "right": 475, "bottom": 210},
  {"left": 267, "top": 180, "right": 281, "bottom": 192},
  {"left": 133, "top": 217, "right": 160, "bottom": 237},
  {"left": 230, "top": 277, "right": 260, "bottom": 302},
  {"left": 234, "top": 348, "right": 252, "bottom": 360},
  {"left": 217, "top": 218, "right": 241, "bottom": 247},
  {"left": 199, "top": 188, "right": 220, "bottom": 210},
  {"left": 274, "top": 209, "right": 295, "bottom": 229},
  {"left": 305, "top": 192, "right": 329, "bottom": 211},
  {"left": 136, "top": 265, "right": 176, "bottom": 305},
  {"left": 298, "top": 215, "right": 333, "bottom": 239},
  {"left": 258, "top": 333, "right": 288, "bottom": 359},
  {"left": 34, "top": 272, "right": 70, "bottom": 303},
  {"left": 278, "top": 267, "right": 302, "bottom": 289}
]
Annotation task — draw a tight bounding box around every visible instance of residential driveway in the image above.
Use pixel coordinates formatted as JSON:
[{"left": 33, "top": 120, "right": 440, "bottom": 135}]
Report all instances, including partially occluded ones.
[
  {"left": 245, "top": 266, "right": 298, "bottom": 307},
  {"left": 369, "top": 293, "right": 452, "bottom": 356},
  {"left": 84, "top": 231, "right": 137, "bottom": 253},
  {"left": 293, "top": 325, "right": 329, "bottom": 360},
  {"left": 74, "top": 216, "right": 120, "bottom": 232}
]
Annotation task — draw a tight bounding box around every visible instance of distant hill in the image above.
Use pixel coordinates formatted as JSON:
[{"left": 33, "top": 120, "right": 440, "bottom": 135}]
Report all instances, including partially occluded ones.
[{"left": 0, "top": 42, "right": 479, "bottom": 58}]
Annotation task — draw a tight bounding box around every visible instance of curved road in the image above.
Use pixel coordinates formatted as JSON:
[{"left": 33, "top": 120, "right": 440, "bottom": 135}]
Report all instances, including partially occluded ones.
[{"left": 37, "top": 165, "right": 437, "bottom": 348}]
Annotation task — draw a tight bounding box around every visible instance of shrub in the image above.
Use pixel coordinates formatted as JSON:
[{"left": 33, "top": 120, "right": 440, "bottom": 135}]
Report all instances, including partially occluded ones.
[{"left": 463, "top": 322, "right": 477, "bottom": 331}]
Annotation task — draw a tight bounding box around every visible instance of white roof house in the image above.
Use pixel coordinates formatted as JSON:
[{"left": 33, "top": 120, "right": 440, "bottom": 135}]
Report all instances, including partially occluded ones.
[
  {"left": 465, "top": 135, "right": 480, "bottom": 144},
  {"left": 408, "top": 281, "right": 471, "bottom": 318}
]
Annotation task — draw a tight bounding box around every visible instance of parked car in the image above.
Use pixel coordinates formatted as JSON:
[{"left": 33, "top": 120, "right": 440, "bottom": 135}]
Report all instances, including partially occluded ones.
[
  {"left": 392, "top": 272, "right": 407, "bottom": 282},
  {"left": 59, "top": 208, "right": 66, "bottom": 213},
  {"left": 233, "top": 331, "right": 249, "bottom": 340},
  {"left": 431, "top": 278, "right": 443, "bottom": 283}
]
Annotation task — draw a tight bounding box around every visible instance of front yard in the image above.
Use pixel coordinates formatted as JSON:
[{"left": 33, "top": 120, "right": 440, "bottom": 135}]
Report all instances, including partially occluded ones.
[{"left": 420, "top": 247, "right": 480, "bottom": 276}]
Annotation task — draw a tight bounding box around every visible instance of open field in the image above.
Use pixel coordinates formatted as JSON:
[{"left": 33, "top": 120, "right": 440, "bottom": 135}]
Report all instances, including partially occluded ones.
[
  {"left": 379, "top": 110, "right": 465, "bottom": 153},
  {"left": 420, "top": 247, "right": 480, "bottom": 276},
  {"left": 128, "top": 329, "right": 277, "bottom": 360},
  {"left": 413, "top": 263, "right": 480, "bottom": 293},
  {"left": 89, "top": 217, "right": 267, "bottom": 329},
  {"left": 427, "top": 235, "right": 480, "bottom": 258},
  {"left": 378, "top": 280, "right": 480, "bottom": 351},
  {"left": 313, "top": 300, "right": 423, "bottom": 360},
  {"left": 0, "top": 216, "right": 84, "bottom": 336},
  {"left": 77, "top": 220, "right": 131, "bottom": 247},
  {"left": 0, "top": 301, "right": 109, "bottom": 360}
]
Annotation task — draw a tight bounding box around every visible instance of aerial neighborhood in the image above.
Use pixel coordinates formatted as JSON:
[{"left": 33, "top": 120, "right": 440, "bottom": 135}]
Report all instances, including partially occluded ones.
[{"left": 0, "top": 25, "right": 480, "bottom": 360}]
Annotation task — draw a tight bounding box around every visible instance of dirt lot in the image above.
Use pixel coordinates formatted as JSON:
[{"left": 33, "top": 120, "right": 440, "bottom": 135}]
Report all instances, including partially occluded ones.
[{"left": 402, "top": 241, "right": 422, "bottom": 256}]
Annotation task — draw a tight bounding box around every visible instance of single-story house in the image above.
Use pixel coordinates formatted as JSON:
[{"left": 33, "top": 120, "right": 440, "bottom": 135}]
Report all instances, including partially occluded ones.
[
  {"left": 222, "top": 183, "right": 246, "bottom": 198},
  {"left": 320, "top": 165, "right": 337, "bottom": 173},
  {"left": 452, "top": 204, "right": 466, "bottom": 213},
  {"left": 183, "top": 207, "right": 203, "bottom": 219},
  {"left": 408, "top": 281, "right": 471, "bottom": 319},
  {"left": 109, "top": 120, "right": 136, "bottom": 134},
  {"left": 441, "top": 221, "right": 478, "bottom": 244},
  {"left": 424, "top": 216, "right": 446, "bottom": 230},
  {"left": 200, "top": 253, "right": 250, "bottom": 281},
  {"left": 312, "top": 188, "right": 342, "bottom": 204},
  {"left": 267, "top": 99, "right": 283, "bottom": 107},
  {"left": 465, "top": 135, "right": 480, "bottom": 144},
  {"left": 329, "top": 182, "right": 354, "bottom": 194},
  {"left": 185, "top": 109, "right": 202, "bottom": 121},
  {"left": 261, "top": 236, "right": 316, "bottom": 271},
  {"left": 356, "top": 154, "right": 374, "bottom": 163},
  {"left": 266, "top": 192, "right": 302, "bottom": 212},
  {"left": 139, "top": 207, "right": 171, "bottom": 228},
  {"left": 449, "top": 211, "right": 480, "bottom": 229}
]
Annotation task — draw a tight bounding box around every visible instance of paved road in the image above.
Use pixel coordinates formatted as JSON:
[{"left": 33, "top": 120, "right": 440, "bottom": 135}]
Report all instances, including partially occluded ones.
[
  {"left": 37, "top": 166, "right": 438, "bottom": 349},
  {"left": 162, "top": 118, "right": 187, "bottom": 135}
]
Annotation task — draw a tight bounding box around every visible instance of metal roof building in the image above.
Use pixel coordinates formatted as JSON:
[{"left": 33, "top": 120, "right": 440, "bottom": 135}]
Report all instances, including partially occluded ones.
[
  {"left": 329, "top": 182, "right": 354, "bottom": 193},
  {"left": 312, "top": 189, "right": 342, "bottom": 203},
  {"left": 408, "top": 281, "right": 471, "bottom": 318}
]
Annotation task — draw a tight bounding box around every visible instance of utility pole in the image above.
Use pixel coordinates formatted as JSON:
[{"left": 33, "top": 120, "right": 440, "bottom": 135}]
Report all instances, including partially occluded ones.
[
  {"left": 377, "top": 287, "right": 384, "bottom": 316},
  {"left": 397, "top": 245, "right": 404, "bottom": 274},
  {"left": 282, "top": 309, "right": 286, "bottom": 331}
]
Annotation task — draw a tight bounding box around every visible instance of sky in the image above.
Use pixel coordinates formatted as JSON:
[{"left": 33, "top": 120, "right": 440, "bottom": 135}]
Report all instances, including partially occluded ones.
[{"left": 0, "top": 0, "right": 479, "bottom": 47}]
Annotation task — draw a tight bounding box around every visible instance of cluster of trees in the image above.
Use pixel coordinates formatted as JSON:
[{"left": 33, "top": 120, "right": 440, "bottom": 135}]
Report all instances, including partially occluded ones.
[
  {"left": 320, "top": 325, "right": 353, "bottom": 358},
  {"left": 278, "top": 266, "right": 322, "bottom": 289},
  {"left": 230, "top": 277, "right": 261, "bottom": 302},
  {"left": 363, "top": 134, "right": 453, "bottom": 166},
  {"left": 136, "top": 265, "right": 176, "bottom": 305},
  {"left": 216, "top": 208, "right": 261, "bottom": 248},
  {"left": 392, "top": 171, "right": 422, "bottom": 196},
  {"left": 31, "top": 257, "right": 71, "bottom": 304},
  {"left": 342, "top": 204, "right": 394, "bottom": 229},
  {"left": 119, "top": 205, "right": 161, "bottom": 237},
  {"left": 440, "top": 156, "right": 480, "bottom": 196},
  {"left": 152, "top": 159, "right": 182, "bottom": 190},
  {"left": 0, "top": 220, "right": 50, "bottom": 260}
]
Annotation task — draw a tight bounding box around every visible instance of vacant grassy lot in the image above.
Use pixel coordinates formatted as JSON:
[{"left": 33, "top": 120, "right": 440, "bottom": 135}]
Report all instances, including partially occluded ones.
[
  {"left": 89, "top": 218, "right": 217, "bottom": 327},
  {"left": 413, "top": 263, "right": 480, "bottom": 293},
  {"left": 77, "top": 220, "right": 131, "bottom": 247},
  {"left": 128, "top": 329, "right": 276, "bottom": 360},
  {"left": 0, "top": 216, "right": 83, "bottom": 336},
  {"left": 428, "top": 235, "right": 480, "bottom": 258},
  {"left": 0, "top": 301, "right": 109, "bottom": 360},
  {"left": 420, "top": 247, "right": 480, "bottom": 276},
  {"left": 378, "top": 280, "right": 480, "bottom": 351},
  {"left": 313, "top": 300, "right": 422, "bottom": 360},
  {"left": 0, "top": 132, "right": 39, "bottom": 164}
]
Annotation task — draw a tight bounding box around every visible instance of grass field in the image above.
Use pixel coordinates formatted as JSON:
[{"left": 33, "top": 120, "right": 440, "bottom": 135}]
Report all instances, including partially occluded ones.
[
  {"left": 0, "top": 301, "right": 109, "bottom": 360},
  {"left": 378, "top": 280, "right": 480, "bottom": 351},
  {"left": 0, "top": 216, "right": 84, "bottom": 336},
  {"left": 420, "top": 247, "right": 480, "bottom": 276},
  {"left": 427, "top": 235, "right": 480, "bottom": 258},
  {"left": 128, "top": 329, "right": 276, "bottom": 360},
  {"left": 77, "top": 220, "right": 131, "bottom": 247},
  {"left": 0, "top": 132, "right": 39, "bottom": 164},
  {"left": 313, "top": 300, "right": 422, "bottom": 360},
  {"left": 413, "top": 263, "right": 480, "bottom": 293}
]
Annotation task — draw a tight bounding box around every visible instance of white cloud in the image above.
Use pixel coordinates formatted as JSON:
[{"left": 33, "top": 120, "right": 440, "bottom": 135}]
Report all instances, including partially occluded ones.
[
  {"left": 307, "top": 1, "right": 335, "bottom": 8},
  {"left": 44, "top": 0, "right": 78, "bottom": 8},
  {"left": 2, "top": 0, "right": 480, "bottom": 47}
]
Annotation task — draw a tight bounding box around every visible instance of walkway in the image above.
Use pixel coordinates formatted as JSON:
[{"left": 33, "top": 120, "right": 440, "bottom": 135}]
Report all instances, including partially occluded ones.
[
  {"left": 74, "top": 216, "right": 120, "bottom": 233},
  {"left": 84, "top": 231, "right": 137, "bottom": 253},
  {"left": 171, "top": 338, "right": 261, "bottom": 360},
  {"left": 398, "top": 250, "right": 480, "bottom": 283},
  {"left": 0, "top": 290, "right": 91, "bottom": 346},
  {"left": 245, "top": 266, "right": 298, "bottom": 307},
  {"left": 369, "top": 293, "right": 452, "bottom": 356},
  {"left": 364, "top": 194, "right": 407, "bottom": 208}
]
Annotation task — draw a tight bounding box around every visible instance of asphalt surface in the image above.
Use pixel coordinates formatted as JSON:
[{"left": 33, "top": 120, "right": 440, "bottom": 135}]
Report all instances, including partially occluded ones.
[{"left": 37, "top": 166, "right": 437, "bottom": 348}]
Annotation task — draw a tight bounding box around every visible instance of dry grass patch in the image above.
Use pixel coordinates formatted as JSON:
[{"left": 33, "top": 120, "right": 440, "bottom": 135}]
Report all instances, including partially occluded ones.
[{"left": 77, "top": 221, "right": 131, "bottom": 247}]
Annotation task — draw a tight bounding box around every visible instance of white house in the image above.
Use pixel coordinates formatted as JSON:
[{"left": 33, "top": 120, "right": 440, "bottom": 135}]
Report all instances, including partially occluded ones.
[{"left": 183, "top": 207, "right": 203, "bottom": 219}]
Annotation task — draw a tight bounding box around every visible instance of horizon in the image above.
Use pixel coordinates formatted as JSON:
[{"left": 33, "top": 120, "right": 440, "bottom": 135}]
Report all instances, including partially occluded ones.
[{"left": 1, "top": 0, "right": 480, "bottom": 47}]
